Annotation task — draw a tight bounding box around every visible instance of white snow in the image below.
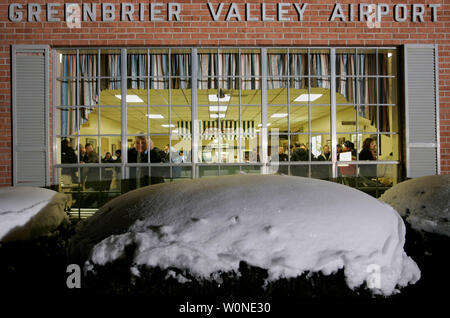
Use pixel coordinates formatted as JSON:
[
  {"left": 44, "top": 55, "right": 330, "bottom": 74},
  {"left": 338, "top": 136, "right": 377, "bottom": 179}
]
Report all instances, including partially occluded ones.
[
  {"left": 380, "top": 175, "right": 450, "bottom": 237},
  {"left": 0, "top": 187, "right": 69, "bottom": 242},
  {"left": 70, "top": 175, "right": 420, "bottom": 296}
]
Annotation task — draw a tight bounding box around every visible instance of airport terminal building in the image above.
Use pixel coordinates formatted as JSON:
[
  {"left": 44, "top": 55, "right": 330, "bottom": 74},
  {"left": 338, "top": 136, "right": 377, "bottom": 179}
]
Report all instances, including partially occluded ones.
[{"left": 0, "top": 1, "right": 448, "bottom": 211}]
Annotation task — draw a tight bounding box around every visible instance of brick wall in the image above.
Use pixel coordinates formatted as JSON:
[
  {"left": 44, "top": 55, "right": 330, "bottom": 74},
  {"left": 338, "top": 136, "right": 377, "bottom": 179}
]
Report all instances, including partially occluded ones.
[{"left": 0, "top": 0, "right": 449, "bottom": 185}]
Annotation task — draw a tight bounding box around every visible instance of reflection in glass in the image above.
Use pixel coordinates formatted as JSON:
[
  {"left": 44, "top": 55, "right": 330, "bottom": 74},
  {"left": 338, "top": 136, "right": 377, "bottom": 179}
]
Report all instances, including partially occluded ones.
[
  {"left": 356, "top": 77, "right": 377, "bottom": 105},
  {"left": 290, "top": 106, "right": 308, "bottom": 133}
]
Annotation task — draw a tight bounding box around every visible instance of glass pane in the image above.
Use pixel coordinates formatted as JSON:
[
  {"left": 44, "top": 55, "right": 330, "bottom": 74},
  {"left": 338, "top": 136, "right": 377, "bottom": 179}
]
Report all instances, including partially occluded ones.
[
  {"left": 200, "top": 139, "right": 219, "bottom": 163},
  {"left": 357, "top": 49, "right": 377, "bottom": 76},
  {"left": 58, "top": 167, "right": 80, "bottom": 189},
  {"left": 268, "top": 51, "right": 288, "bottom": 81},
  {"left": 150, "top": 107, "right": 170, "bottom": 133},
  {"left": 221, "top": 138, "right": 239, "bottom": 163},
  {"left": 290, "top": 135, "right": 309, "bottom": 160},
  {"left": 311, "top": 106, "right": 331, "bottom": 133},
  {"left": 171, "top": 80, "right": 191, "bottom": 105},
  {"left": 241, "top": 79, "right": 261, "bottom": 105},
  {"left": 336, "top": 49, "right": 356, "bottom": 77},
  {"left": 99, "top": 107, "right": 121, "bottom": 135},
  {"left": 171, "top": 53, "right": 191, "bottom": 77},
  {"left": 58, "top": 137, "right": 78, "bottom": 165},
  {"left": 127, "top": 107, "right": 147, "bottom": 135},
  {"left": 336, "top": 134, "right": 355, "bottom": 159},
  {"left": 358, "top": 135, "right": 378, "bottom": 161},
  {"left": 100, "top": 50, "right": 121, "bottom": 77},
  {"left": 79, "top": 137, "right": 99, "bottom": 163},
  {"left": 170, "top": 135, "right": 191, "bottom": 163},
  {"left": 99, "top": 136, "right": 121, "bottom": 160},
  {"left": 219, "top": 165, "right": 241, "bottom": 176},
  {"left": 55, "top": 50, "right": 77, "bottom": 78},
  {"left": 290, "top": 106, "right": 308, "bottom": 133},
  {"left": 240, "top": 52, "right": 261, "bottom": 77},
  {"left": 268, "top": 106, "right": 288, "bottom": 134},
  {"left": 150, "top": 83, "right": 169, "bottom": 105},
  {"left": 100, "top": 79, "right": 121, "bottom": 106},
  {"left": 379, "top": 134, "right": 399, "bottom": 161},
  {"left": 311, "top": 134, "right": 331, "bottom": 160},
  {"left": 358, "top": 106, "right": 377, "bottom": 133},
  {"left": 356, "top": 77, "right": 377, "bottom": 104},
  {"left": 310, "top": 49, "right": 330, "bottom": 76},
  {"left": 268, "top": 80, "right": 288, "bottom": 105},
  {"left": 199, "top": 166, "right": 219, "bottom": 177},
  {"left": 336, "top": 77, "right": 355, "bottom": 104},
  {"left": 379, "top": 77, "right": 397, "bottom": 105},
  {"left": 337, "top": 106, "right": 356, "bottom": 133},
  {"left": 378, "top": 49, "right": 397, "bottom": 76},
  {"left": 311, "top": 164, "right": 332, "bottom": 180},
  {"left": 57, "top": 108, "right": 80, "bottom": 136},
  {"left": 244, "top": 135, "right": 260, "bottom": 163},
  {"left": 78, "top": 108, "right": 98, "bottom": 136},
  {"left": 127, "top": 51, "right": 148, "bottom": 77},
  {"left": 56, "top": 79, "right": 77, "bottom": 106},
  {"left": 171, "top": 166, "right": 191, "bottom": 180},
  {"left": 379, "top": 106, "right": 399, "bottom": 133},
  {"left": 377, "top": 164, "right": 398, "bottom": 187},
  {"left": 242, "top": 106, "right": 261, "bottom": 133},
  {"left": 289, "top": 49, "right": 308, "bottom": 77}
]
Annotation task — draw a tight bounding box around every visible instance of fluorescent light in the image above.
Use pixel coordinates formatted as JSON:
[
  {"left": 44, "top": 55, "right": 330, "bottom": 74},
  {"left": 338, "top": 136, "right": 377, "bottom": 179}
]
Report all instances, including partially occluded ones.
[
  {"left": 388, "top": 53, "right": 393, "bottom": 58},
  {"left": 209, "top": 94, "right": 231, "bottom": 102},
  {"left": 209, "top": 106, "right": 228, "bottom": 112},
  {"left": 171, "top": 130, "right": 179, "bottom": 134},
  {"left": 270, "top": 113, "right": 288, "bottom": 118},
  {"left": 258, "top": 123, "right": 271, "bottom": 127},
  {"left": 115, "top": 94, "right": 144, "bottom": 103},
  {"left": 146, "top": 114, "right": 164, "bottom": 119},
  {"left": 294, "top": 94, "right": 322, "bottom": 102},
  {"left": 210, "top": 113, "right": 225, "bottom": 119},
  {"left": 161, "top": 124, "right": 175, "bottom": 128}
]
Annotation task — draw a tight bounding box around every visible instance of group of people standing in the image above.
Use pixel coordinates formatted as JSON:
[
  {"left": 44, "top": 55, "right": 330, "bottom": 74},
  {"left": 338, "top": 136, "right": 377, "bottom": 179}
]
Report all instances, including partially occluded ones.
[{"left": 273, "top": 137, "right": 377, "bottom": 180}]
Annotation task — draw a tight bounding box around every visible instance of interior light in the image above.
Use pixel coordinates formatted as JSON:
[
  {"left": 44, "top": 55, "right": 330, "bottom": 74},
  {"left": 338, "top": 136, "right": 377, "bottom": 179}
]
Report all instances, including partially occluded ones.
[
  {"left": 115, "top": 95, "right": 144, "bottom": 103},
  {"left": 146, "top": 114, "right": 164, "bottom": 119},
  {"left": 270, "top": 113, "right": 288, "bottom": 118},
  {"left": 210, "top": 113, "right": 225, "bottom": 119},
  {"left": 258, "top": 123, "right": 271, "bottom": 127},
  {"left": 294, "top": 94, "right": 322, "bottom": 102},
  {"left": 209, "top": 106, "right": 228, "bottom": 112},
  {"left": 161, "top": 124, "right": 176, "bottom": 128},
  {"left": 388, "top": 53, "right": 393, "bottom": 58},
  {"left": 208, "top": 94, "right": 231, "bottom": 102}
]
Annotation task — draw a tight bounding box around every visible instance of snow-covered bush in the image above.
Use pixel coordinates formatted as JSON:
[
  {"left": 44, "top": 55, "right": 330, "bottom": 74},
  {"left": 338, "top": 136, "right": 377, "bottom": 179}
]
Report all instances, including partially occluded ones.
[
  {"left": 0, "top": 187, "right": 70, "bottom": 242},
  {"left": 379, "top": 175, "right": 450, "bottom": 237},
  {"left": 70, "top": 175, "right": 420, "bottom": 296}
]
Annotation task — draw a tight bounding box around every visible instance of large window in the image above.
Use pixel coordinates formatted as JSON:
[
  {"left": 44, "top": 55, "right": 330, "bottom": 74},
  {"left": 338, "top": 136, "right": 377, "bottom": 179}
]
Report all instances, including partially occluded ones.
[{"left": 54, "top": 47, "right": 400, "bottom": 209}]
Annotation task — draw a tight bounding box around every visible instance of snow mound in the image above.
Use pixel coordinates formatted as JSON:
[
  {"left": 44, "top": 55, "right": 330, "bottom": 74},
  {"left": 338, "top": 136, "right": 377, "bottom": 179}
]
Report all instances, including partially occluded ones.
[
  {"left": 70, "top": 175, "right": 420, "bottom": 296},
  {"left": 0, "top": 187, "right": 69, "bottom": 242},
  {"left": 380, "top": 175, "right": 450, "bottom": 237}
]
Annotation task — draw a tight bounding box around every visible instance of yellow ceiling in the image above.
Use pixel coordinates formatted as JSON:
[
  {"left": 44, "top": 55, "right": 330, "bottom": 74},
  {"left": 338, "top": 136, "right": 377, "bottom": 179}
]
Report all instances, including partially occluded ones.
[{"left": 95, "top": 88, "right": 349, "bottom": 134}]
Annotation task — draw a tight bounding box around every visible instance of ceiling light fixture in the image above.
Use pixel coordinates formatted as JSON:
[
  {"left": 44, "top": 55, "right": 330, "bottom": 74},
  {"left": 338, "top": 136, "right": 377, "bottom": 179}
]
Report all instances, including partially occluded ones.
[
  {"left": 146, "top": 114, "right": 164, "bottom": 119},
  {"left": 115, "top": 94, "right": 144, "bottom": 103},
  {"left": 209, "top": 106, "right": 228, "bottom": 112},
  {"left": 294, "top": 94, "right": 322, "bottom": 102},
  {"left": 270, "top": 113, "right": 288, "bottom": 118}
]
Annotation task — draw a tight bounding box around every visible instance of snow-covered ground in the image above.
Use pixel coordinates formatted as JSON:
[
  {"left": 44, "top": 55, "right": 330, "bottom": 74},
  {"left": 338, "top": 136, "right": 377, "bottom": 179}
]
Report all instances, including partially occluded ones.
[
  {"left": 70, "top": 175, "right": 420, "bottom": 296},
  {"left": 380, "top": 175, "right": 450, "bottom": 237},
  {"left": 0, "top": 187, "right": 69, "bottom": 242}
]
